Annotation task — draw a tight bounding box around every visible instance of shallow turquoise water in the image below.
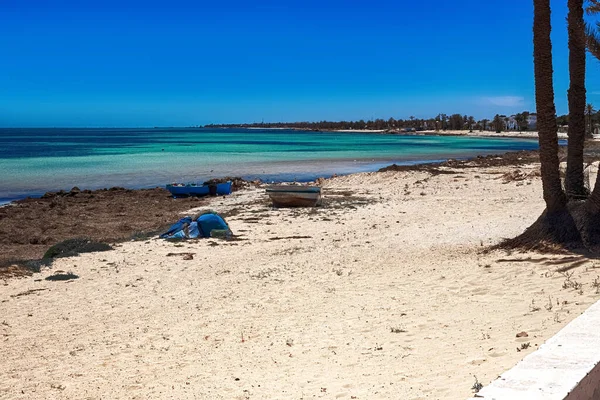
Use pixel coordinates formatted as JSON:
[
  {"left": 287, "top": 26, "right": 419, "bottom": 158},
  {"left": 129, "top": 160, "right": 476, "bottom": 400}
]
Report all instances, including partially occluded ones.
[{"left": 0, "top": 128, "right": 540, "bottom": 203}]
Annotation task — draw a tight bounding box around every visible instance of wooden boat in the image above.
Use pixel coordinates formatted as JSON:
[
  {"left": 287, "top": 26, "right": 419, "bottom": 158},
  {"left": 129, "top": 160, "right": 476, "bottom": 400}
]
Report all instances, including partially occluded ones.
[
  {"left": 166, "top": 181, "right": 232, "bottom": 198},
  {"left": 265, "top": 185, "right": 322, "bottom": 207}
]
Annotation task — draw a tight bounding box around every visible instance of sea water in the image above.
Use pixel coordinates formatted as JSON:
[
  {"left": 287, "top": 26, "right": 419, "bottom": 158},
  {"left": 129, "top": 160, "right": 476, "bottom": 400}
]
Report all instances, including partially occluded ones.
[{"left": 0, "top": 127, "right": 540, "bottom": 203}]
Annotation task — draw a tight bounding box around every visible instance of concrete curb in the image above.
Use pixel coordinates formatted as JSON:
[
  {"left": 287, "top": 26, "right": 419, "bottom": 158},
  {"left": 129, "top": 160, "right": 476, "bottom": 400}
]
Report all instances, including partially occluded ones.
[{"left": 468, "top": 300, "right": 600, "bottom": 400}]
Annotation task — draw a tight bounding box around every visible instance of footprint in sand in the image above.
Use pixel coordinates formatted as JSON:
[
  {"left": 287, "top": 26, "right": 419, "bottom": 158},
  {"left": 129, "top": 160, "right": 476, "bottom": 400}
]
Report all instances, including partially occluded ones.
[
  {"left": 487, "top": 349, "right": 508, "bottom": 357},
  {"left": 468, "top": 357, "right": 487, "bottom": 365},
  {"left": 469, "top": 287, "right": 489, "bottom": 296}
]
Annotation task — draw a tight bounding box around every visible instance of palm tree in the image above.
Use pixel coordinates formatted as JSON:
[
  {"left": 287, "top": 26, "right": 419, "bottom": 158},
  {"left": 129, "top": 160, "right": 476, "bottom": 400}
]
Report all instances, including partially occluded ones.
[
  {"left": 565, "top": 0, "right": 588, "bottom": 199},
  {"left": 467, "top": 116, "right": 476, "bottom": 132},
  {"left": 440, "top": 114, "right": 448, "bottom": 130},
  {"left": 387, "top": 117, "right": 396, "bottom": 130},
  {"left": 533, "top": 0, "right": 567, "bottom": 212},
  {"left": 492, "top": 114, "right": 503, "bottom": 133},
  {"left": 515, "top": 113, "right": 526, "bottom": 133},
  {"left": 481, "top": 119, "right": 489, "bottom": 131},
  {"left": 585, "top": 103, "right": 595, "bottom": 136}
]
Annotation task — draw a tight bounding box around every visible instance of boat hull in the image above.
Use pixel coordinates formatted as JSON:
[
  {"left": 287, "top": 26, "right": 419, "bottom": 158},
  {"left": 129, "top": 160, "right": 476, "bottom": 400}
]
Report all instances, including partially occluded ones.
[
  {"left": 266, "top": 186, "right": 322, "bottom": 207},
  {"left": 166, "top": 181, "right": 232, "bottom": 198},
  {"left": 216, "top": 181, "right": 232, "bottom": 195},
  {"left": 166, "top": 185, "right": 190, "bottom": 197},
  {"left": 188, "top": 185, "right": 210, "bottom": 196}
]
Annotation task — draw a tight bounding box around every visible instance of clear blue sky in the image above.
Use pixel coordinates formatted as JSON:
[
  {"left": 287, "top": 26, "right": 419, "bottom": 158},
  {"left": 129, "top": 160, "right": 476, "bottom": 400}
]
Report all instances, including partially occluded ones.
[{"left": 1, "top": 0, "right": 599, "bottom": 127}]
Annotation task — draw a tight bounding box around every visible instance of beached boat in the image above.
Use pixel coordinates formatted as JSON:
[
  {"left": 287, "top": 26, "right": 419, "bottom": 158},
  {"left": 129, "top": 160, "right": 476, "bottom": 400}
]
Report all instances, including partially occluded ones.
[
  {"left": 215, "top": 181, "right": 233, "bottom": 195},
  {"left": 265, "top": 185, "right": 322, "bottom": 207},
  {"left": 166, "top": 181, "right": 232, "bottom": 198},
  {"left": 166, "top": 183, "right": 190, "bottom": 197},
  {"left": 188, "top": 184, "right": 210, "bottom": 196}
]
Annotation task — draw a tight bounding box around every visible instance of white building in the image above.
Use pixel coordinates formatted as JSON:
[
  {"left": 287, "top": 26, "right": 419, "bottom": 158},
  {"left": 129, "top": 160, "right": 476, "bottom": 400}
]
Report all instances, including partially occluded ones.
[{"left": 527, "top": 114, "right": 537, "bottom": 130}]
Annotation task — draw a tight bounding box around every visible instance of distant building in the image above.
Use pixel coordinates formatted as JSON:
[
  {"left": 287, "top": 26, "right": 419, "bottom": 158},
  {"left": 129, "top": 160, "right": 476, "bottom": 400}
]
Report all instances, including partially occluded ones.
[
  {"left": 527, "top": 114, "right": 537, "bottom": 130},
  {"left": 507, "top": 115, "right": 518, "bottom": 130}
]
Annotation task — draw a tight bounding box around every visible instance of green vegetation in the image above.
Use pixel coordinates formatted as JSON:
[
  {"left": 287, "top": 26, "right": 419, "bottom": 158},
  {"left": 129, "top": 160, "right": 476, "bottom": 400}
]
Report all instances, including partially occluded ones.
[{"left": 205, "top": 112, "right": 541, "bottom": 132}]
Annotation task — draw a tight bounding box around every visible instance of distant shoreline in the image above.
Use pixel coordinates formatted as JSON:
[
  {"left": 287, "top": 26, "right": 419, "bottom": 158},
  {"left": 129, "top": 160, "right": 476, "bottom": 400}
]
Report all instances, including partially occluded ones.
[
  {"left": 333, "top": 128, "right": 568, "bottom": 139},
  {"left": 213, "top": 125, "right": 569, "bottom": 139}
]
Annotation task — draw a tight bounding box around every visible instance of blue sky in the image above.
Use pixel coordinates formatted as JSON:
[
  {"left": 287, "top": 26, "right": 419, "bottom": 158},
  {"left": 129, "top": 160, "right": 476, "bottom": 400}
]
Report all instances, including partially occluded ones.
[{"left": 1, "top": 0, "right": 599, "bottom": 127}]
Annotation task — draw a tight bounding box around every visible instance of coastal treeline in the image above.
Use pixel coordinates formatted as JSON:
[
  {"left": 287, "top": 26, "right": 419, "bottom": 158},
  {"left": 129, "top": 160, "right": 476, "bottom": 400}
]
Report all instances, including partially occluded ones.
[
  {"left": 206, "top": 114, "right": 513, "bottom": 132},
  {"left": 205, "top": 109, "right": 600, "bottom": 134}
]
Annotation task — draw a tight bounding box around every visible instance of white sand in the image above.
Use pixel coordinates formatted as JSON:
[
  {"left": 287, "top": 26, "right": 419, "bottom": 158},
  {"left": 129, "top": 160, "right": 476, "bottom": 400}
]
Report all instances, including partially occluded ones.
[
  {"left": 2, "top": 164, "right": 600, "bottom": 399},
  {"left": 334, "top": 128, "right": 572, "bottom": 139},
  {"left": 412, "top": 130, "right": 569, "bottom": 139}
]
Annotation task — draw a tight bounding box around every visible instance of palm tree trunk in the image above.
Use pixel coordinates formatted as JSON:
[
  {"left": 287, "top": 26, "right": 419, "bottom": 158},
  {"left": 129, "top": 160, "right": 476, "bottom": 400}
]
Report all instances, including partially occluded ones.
[
  {"left": 566, "top": 0, "right": 588, "bottom": 199},
  {"left": 534, "top": 0, "right": 567, "bottom": 212}
]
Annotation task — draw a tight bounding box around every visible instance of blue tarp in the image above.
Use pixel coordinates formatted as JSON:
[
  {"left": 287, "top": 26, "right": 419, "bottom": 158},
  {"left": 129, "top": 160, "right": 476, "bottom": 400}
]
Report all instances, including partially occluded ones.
[{"left": 160, "top": 212, "right": 230, "bottom": 239}]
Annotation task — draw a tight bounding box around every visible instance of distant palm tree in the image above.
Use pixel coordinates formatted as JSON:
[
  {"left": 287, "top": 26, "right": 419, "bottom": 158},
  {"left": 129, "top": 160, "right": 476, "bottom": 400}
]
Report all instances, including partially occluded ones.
[
  {"left": 585, "top": 103, "right": 595, "bottom": 136},
  {"left": 467, "top": 116, "right": 476, "bottom": 132},
  {"left": 533, "top": 0, "right": 567, "bottom": 212},
  {"left": 492, "top": 114, "right": 503, "bottom": 133},
  {"left": 565, "top": 0, "right": 588, "bottom": 199},
  {"left": 514, "top": 113, "right": 526, "bottom": 133},
  {"left": 481, "top": 119, "right": 489, "bottom": 131}
]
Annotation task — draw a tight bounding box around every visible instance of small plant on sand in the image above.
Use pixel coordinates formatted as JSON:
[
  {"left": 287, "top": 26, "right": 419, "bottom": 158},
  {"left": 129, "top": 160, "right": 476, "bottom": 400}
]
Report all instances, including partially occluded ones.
[
  {"left": 544, "top": 296, "right": 553, "bottom": 311},
  {"left": 516, "top": 342, "right": 531, "bottom": 352},
  {"left": 561, "top": 271, "right": 574, "bottom": 288},
  {"left": 250, "top": 268, "right": 276, "bottom": 280},
  {"left": 529, "top": 299, "right": 541, "bottom": 312},
  {"left": 390, "top": 326, "right": 407, "bottom": 333},
  {"left": 332, "top": 268, "right": 343, "bottom": 276},
  {"left": 592, "top": 276, "right": 600, "bottom": 294},
  {"left": 560, "top": 271, "right": 583, "bottom": 291},
  {"left": 554, "top": 312, "right": 562, "bottom": 323},
  {"left": 471, "top": 376, "right": 483, "bottom": 393}
]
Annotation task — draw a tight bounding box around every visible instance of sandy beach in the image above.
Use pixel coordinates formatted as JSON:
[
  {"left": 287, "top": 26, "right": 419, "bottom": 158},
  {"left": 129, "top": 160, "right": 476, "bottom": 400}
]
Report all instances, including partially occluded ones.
[
  {"left": 2, "top": 154, "right": 600, "bottom": 399},
  {"left": 417, "top": 130, "right": 569, "bottom": 139},
  {"left": 332, "top": 128, "right": 571, "bottom": 139}
]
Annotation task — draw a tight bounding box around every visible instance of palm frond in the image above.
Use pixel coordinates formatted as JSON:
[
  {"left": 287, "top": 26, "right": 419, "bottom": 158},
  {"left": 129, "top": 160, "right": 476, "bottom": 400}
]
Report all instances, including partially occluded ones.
[
  {"left": 587, "top": 0, "right": 600, "bottom": 14},
  {"left": 586, "top": 21, "right": 600, "bottom": 61}
]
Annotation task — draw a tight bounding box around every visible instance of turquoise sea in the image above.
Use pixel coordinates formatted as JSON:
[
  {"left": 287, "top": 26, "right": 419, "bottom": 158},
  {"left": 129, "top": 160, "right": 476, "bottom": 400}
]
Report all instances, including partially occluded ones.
[{"left": 0, "top": 128, "right": 541, "bottom": 204}]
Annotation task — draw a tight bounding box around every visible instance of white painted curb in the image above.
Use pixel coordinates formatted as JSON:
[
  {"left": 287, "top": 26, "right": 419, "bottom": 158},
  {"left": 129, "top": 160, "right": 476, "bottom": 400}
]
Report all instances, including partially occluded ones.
[{"left": 468, "top": 300, "right": 600, "bottom": 400}]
